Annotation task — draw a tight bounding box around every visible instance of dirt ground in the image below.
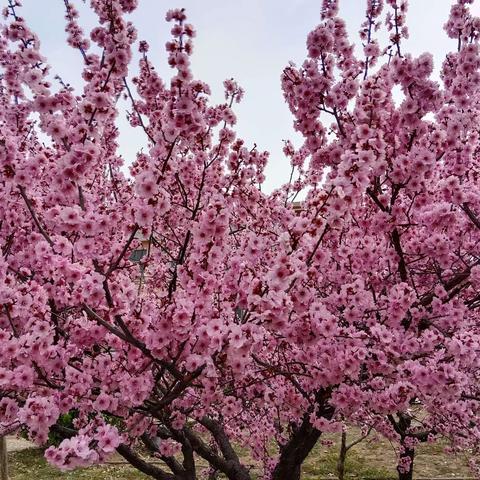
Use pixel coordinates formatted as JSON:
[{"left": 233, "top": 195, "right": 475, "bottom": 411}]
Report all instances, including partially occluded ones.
[{"left": 5, "top": 436, "right": 34, "bottom": 453}]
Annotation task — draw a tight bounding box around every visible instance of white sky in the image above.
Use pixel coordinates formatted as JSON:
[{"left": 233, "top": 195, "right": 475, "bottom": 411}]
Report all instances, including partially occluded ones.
[{"left": 19, "top": 0, "right": 480, "bottom": 193}]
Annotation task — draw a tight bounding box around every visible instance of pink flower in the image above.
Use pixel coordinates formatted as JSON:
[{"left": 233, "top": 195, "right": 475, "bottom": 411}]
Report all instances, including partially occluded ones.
[
  {"left": 96, "top": 425, "right": 121, "bottom": 453},
  {"left": 93, "top": 393, "right": 111, "bottom": 411},
  {"left": 59, "top": 206, "right": 82, "bottom": 226},
  {"left": 185, "top": 354, "right": 204, "bottom": 372},
  {"left": 364, "top": 41, "right": 380, "bottom": 57},
  {"left": 134, "top": 203, "right": 154, "bottom": 227},
  {"left": 135, "top": 171, "right": 158, "bottom": 199}
]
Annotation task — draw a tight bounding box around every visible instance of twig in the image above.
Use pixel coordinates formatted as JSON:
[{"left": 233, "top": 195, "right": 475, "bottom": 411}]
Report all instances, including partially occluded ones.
[
  {"left": 462, "top": 203, "right": 480, "bottom": 230},
  {"left": 18, "top": 186, "right": 53, "bottom": 246},
  {"left": 106, "top": 225, "right": 139, "bottom": 276},
  {"left": 123, "top": 77, "right": 156, "bottom": 144}
]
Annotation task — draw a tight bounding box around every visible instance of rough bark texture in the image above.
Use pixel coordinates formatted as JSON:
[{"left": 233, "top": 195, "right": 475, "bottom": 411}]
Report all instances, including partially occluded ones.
[
  {"left": 272, "top": 390, "right": 334, "bottom": 480},
  {"left": 388, "top": 413, "right": 416, "bottom": 480},
  {"left": 117, "top": 444, "right": 176, "bottom": 480},
  {"left": 336, "top": 431, "right": 347, "bottom": 480},
  {"left": 167, "top": 421, "right": 252, "bottom": 480},
  {"left": 0, "top": 437, "right": 8, "bottom": 480},
  {"left": 272, "top": 415, "right": 321, "bottom": 480}
]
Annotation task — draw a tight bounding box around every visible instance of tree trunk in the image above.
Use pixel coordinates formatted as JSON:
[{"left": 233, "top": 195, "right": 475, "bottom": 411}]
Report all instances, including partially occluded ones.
[
  {"left": 272, "top": 390, "right": 334, "bottom": 480},
  {"left": 336, "top": 431, "right": 347, "bottom": 480},
  {"left": 397, "top": 445, "right": 414, "bottom": 480},
  {"left": 0, "top": 437, "right": 8, "bottom": 480},
  {"left": 271, "top": 415, "right": 320, "bottom": 480}
]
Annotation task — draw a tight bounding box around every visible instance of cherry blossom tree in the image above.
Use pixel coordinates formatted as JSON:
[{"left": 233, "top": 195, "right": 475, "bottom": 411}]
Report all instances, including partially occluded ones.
[
  {"left": 276, "top": 0, "right": 480, "bottom": 478},
  {"left": 1, "top": 1, "right": 480, "bottom": 480}
]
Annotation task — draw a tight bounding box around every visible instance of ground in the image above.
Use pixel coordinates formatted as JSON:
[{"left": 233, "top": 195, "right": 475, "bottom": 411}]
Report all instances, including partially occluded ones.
[
  {"left": 5, "top": 430, "right": 475, "bottom": 479},
  {"left": 302, "top": 432, "right": 473, "bottom": 479}
]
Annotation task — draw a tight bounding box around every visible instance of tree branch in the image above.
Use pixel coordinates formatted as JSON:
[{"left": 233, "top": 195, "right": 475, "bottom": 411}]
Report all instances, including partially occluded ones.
[
  {"left": 462, "top": 202, "right": 480, "bottom": 230},
  {"left": 391, "top": 228, "right": 408, "bottom": 282},
  {"left": 106, "top": 225, "right": 139, "bottom": 276},
  {"left": 117, "top": 443, "right": 175, "bottom": 480},
  {"left": 123, "top": 77, "right": 156, "bottom": 145},
  {"left": 18, "top": 186, "right": 53, "bottom": 246}
]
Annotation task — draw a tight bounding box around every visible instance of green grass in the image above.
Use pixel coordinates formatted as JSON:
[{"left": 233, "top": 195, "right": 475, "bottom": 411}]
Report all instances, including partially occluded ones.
[
  {"left": 301, "top": 429, "right": 472, "bottom": 479},
  {"left": 302, "top": 447, "right": 392, "bottom": 479},
  {"left": 9, "top": 448, "right": 148, "bottom": 480},
  {"left": 7, "top": 431, "right": 474, "bottom": 480}
]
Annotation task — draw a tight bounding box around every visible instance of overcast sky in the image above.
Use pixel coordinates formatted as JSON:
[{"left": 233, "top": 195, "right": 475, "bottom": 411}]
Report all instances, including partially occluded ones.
[{"left": 19, "top": 0, "right": 480, "bottom": 193}]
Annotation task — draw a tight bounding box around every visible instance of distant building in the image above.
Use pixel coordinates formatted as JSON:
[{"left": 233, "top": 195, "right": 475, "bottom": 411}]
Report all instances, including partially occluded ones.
[{"left": 292, "top": 201, "right": 303, "bottom": 215}]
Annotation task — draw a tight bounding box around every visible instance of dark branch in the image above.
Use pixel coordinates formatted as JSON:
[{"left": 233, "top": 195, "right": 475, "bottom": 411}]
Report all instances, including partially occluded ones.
[{"left": 18, "top": 186, "right": 53, "bottom": 246}]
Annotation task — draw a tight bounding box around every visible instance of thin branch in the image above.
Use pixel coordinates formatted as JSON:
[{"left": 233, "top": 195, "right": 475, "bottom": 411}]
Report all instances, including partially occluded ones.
[
  {"left": 63, "top": 0, "right": 91, "bottom": 65},
  {"left": 18, "top": 186, "right": 53, "bottom": 246},
  {"left": 391, "top": 228, "right": 408, "bottom": 283},
  {"left": 345, "top": 426, "right": 373, "bottom": 451},
  {"left": 106, "top": 225, "right": 139, "bottom": 276},
  {"left": 306, "top": 224, "right": 331, "bottom": 267},
  {"left": 3, "top": 304, "right": 18, "bottom": 337},
  {"left": 123, "top": 77, "right": 156, "bottom": 144},
  {"left": 462, "top": 202, "right": 480, "bottom": 230},
  {"left": 366, "top": 187, "right": 387, "bottom": 212}
]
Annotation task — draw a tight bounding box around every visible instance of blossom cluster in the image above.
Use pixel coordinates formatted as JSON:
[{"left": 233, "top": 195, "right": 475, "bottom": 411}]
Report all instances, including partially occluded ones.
[{"left": 1, "top": 1, "right": 480, "bottom": 479}]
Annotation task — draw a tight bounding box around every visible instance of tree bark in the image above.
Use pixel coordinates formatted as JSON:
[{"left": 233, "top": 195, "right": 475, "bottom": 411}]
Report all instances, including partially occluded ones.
[
  {"left": 272, "top": 390, "right": 334, "bottom": 480},
  {"left": 336, "top": 431, "right": 347, "bottom": 480},
  {"left": 164, "top": 422, "right": 251, "bottom": 480},
  {"left": 117, "top": 443, "right": 176, "bottom": 480},
  {"left": 0, "top": 437, "right": 8, "bottom": 480},
  {"left": 397, "top": 445, "right": 414, "bottom": 480},
  {"left": 387, "top": 413, "right": 416, "bottom": 480},
  {"left": 271, "top": 415, "right": 320, "bottom": 480}
]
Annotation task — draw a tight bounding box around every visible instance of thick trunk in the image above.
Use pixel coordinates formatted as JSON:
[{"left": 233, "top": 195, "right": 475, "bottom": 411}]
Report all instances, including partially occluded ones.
[
  {"left": 397, "top": 445, "right": 414, "bottom": 480},
  {"left": 272, "top": 390, "right": 334, "bottom": 480},
  {"left": 271, "top": 416, "right": 321, "bottom": 480},
  {"left": 387, "top": 413, "right": 416, "bottom": 480},
  {"left": 0, "top": 437, "right": 8, "bottom": 480}
]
